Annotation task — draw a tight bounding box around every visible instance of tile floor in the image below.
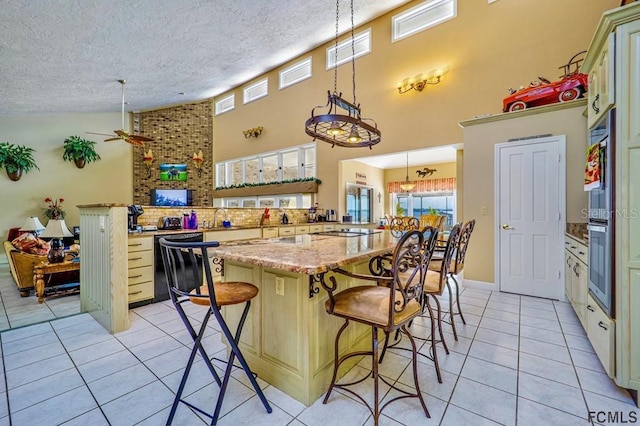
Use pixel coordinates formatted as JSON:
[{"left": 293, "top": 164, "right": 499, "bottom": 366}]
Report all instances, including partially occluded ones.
[
  {"left": 0, "top": 265, "right": 80, "bottom": 331},
  {"left": 0, "top": 279, "right": 637, "bottom": 425}
]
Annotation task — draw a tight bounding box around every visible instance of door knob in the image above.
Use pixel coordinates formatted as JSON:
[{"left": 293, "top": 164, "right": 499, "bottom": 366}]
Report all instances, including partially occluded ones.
[{"left": 502, "top": 224, "right": 514, "bottom": 230}]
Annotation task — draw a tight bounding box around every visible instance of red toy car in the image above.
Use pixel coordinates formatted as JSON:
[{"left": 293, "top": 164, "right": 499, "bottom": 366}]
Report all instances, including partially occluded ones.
[{"left": 502, "top": 51, "right": 588, "bottom": 112}]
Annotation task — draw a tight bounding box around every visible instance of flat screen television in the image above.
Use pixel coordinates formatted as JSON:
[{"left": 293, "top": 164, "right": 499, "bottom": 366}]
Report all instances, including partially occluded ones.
[{"left": 150, "top": 189, "right": 193, "bottom": 206}]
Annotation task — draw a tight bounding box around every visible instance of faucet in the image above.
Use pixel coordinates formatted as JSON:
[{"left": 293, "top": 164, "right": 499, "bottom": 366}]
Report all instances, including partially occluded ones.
[{"left": 213, "top": 208, "right": 228, "bottom": 228}]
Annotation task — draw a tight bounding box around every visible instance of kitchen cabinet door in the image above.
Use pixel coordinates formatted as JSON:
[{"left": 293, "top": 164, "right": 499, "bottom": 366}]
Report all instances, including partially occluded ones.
[{"left": 588, "top": 33, "right": 615, "bottom": 129}]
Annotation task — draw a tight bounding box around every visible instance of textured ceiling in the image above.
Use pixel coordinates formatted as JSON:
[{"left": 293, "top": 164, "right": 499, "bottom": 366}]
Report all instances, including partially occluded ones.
[{"left": 0, "top": 0, "right": 409, "bottom": 116}]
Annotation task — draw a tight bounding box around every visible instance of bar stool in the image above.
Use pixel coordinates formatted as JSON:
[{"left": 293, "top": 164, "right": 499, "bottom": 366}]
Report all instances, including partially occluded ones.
[
  {"left": 377, "top": 226, "right": 448, "bottom": 382},
  {"left": 389, "top": 216, "right": 420, "bottom": 236},
  {"left": 159, "top": 239, "right": 272, "bottom": 425},
  {"left": 319, "top": 229, "right": 433, "bottom": 425},
  {"left": 429, "top": 219, "right": 475, "bottom": 339}
]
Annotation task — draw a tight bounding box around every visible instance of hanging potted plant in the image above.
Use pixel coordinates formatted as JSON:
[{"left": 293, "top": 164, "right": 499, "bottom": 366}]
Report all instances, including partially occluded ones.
[
  {"left": 62, "top": 135, "right": 101, "bottom": 168},
  {"left": 0, "top": 142, "right": 39, "bottom": 181}
]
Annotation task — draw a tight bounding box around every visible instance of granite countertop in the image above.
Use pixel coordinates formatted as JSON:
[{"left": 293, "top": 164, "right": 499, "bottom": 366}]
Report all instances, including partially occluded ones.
[{"left": 207, "top": 229, "right": 399, "bottom": 275}]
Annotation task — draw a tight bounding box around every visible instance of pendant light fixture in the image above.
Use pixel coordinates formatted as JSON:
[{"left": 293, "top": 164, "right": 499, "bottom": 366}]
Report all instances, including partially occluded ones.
[
  {"left": 399, "top": 152, "right": 415, "bottom": 192},
  {"left": 304, "top": 0, "right": 381, "bottom": 148}
]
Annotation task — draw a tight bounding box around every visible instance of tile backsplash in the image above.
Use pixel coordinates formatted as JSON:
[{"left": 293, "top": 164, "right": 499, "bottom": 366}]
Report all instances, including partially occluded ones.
[{"left": 138, "top": 207, "right": 311, "bottom": 228}]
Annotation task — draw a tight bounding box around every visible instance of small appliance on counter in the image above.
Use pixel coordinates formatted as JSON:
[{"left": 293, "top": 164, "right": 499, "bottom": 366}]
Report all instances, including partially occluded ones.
[
  {"left": 308, "top": 205, "right": 318, "bottom": 223},
  {"left": 128, "top": 205, "right": 144, "bottom": 232},
  {"left": 326, "top": 209, "right": 337, "bottom": 222},
  {"left": 158, "top": 216, "right": 182, "bottom": 230}
]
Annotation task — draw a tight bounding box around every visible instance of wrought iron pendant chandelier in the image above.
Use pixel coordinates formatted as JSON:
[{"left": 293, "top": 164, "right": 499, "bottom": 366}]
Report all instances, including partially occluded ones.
[{"left": 304, "top": 0, "right": 381, "bottom": 149}]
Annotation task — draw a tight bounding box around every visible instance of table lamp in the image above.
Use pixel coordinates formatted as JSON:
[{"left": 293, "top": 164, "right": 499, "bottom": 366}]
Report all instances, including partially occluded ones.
[
  {"left": 19, "top": 216, "right": 45, "bottom": 236},
  {"left": 40, "top": 219, "right": 73, "bottom": 263}
]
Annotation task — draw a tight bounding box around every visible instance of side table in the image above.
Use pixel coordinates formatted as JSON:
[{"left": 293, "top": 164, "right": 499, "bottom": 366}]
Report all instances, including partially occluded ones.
[{"left": 33, "top": 260, "right": 81, "bottom": 304}]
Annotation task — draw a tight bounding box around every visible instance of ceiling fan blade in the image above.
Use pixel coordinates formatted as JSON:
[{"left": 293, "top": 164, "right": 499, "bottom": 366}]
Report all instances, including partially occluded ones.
[
  {"left": 114, "top": 129, "right": 129, "bottom": 137},
  {"left": 86, "top": 132, "right": 114, "bottom": 137},
  {"left": 104, "top": 137, "right": 122, "bottom": 142}
]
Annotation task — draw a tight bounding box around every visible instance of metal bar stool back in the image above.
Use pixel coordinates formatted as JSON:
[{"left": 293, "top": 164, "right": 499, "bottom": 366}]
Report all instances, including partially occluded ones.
[
  {"left": 159, "top": 238, "right": 272, "bottom": 425},
  {"left": 428, "top": 219, "right": 475, "bottom": 339},
  {"left": 318, "top": 229, "right": 434, "bottom": 424}
]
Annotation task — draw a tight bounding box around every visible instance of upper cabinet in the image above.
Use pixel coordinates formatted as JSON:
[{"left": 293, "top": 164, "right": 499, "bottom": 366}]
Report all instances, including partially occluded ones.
[{"left": 585, "top": 33, "right": 615, "bottom": 129}]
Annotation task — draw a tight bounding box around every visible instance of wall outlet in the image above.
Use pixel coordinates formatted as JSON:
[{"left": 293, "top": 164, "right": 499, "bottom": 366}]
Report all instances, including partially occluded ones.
[
  {"left": 480, "top": 206, "right": 488, "bottom": 215},
  {"left": 275, "top": 277, "right": 285, "bottom": 296}
]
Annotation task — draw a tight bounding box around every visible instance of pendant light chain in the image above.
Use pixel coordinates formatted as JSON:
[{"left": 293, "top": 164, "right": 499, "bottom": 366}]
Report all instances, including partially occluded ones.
[
  {"left": 333, "top": 0, "right": 339, "bottom": 95},
  {"left": 350, "top": 0, "right": 356, "bottom": 107},
  {"left": 303, "top": 0, "right": 381, "bottom": 148}
]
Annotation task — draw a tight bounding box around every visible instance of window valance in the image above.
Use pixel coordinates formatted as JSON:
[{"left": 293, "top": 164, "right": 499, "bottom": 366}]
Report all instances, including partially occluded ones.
[{"left": 388, "top": 177, "right": 456, "bottom": 193}]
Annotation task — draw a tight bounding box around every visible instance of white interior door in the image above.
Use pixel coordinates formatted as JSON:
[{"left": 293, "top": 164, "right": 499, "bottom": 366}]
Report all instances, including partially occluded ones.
[{"left": 495, "top": 136, "right": 565, "bottom": 299}]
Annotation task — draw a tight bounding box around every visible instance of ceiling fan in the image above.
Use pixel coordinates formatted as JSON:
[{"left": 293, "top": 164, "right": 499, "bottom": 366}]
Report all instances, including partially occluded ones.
[{"left": 87, "top": 79, "right": 153, "bottom": 146}]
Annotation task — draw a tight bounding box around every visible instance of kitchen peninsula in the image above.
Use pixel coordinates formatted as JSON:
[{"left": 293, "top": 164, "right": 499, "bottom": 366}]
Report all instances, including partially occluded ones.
[{"left": 208, "top": 229, "right": 400, "bottom": 405}]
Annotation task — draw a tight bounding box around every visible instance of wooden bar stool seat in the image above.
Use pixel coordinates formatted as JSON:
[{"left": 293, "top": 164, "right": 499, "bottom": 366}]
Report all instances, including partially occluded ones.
[{"left": 189, "top": 282, "right": 259, "bottom": 307}]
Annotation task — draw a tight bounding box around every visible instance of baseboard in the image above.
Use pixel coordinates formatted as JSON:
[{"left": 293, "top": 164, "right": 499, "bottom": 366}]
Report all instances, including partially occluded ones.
[{"left": 461, "top": 277, "right": 497, "bottom": 292}]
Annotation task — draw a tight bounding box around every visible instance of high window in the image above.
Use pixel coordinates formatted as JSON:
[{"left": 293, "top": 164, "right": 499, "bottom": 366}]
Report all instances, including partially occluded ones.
[
  {"left": 392, "top": 0, "right": 457, "bottom": 42},
  {"left": 279, "top": 57, "right": 312, "bottom": 89}
]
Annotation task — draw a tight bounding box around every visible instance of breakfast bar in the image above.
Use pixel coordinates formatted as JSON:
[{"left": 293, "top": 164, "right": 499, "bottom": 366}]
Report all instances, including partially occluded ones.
[{"left": 208, "top": 229, "right": 399, "bottom": 405}]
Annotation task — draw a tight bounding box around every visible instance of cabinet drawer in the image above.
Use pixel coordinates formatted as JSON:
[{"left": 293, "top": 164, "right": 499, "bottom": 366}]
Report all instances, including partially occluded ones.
[
  {"left": 127, "top": 237, "right": 153, "bottom": 252},
  {"left": 128, "top": 281, "right": 154, "bottom": 303},
  {"left": 279, "top": 227, "right": 295, "bottom": 236},
  {"left": 128, "top": 250, "right": 153, "bottom": 269},
  {"left": 309, "top": 225, "right": 323, "bottom": 233},
  {"left": 262, "top": 227, "right": 279, "bottom": 239},
  {"left": 295, "top": 226, "right": 310, "bottom": 235},
  {"left": 565, "top": 237, "right": 588, "bottom": 265},
  {"left": 127, "top": 265, "right": 153, "bottom": 285},
  {"left": 323, "top": 225, "right": 336, "bottom": 231},
  {"left": 587, "top": 294, "right": 615, "bottom": 377}
]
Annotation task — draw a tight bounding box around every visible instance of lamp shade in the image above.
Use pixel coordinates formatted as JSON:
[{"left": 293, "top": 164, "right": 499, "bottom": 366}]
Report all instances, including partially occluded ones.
[
  {"left": 40, "top": 219, "right": 73, "bottom": 238},
  {"left": 19, "top": 216, "right": 45, "bottom": 232}
]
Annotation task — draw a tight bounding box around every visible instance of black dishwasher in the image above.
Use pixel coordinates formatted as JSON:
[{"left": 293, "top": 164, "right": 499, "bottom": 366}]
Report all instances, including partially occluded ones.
[{"left": 153, "top": 232, "right": 204, "bottom": 302}]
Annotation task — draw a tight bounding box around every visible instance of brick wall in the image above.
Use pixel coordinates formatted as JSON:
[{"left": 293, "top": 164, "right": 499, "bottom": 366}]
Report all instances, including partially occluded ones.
[{"left": 133, "top": 100, "right": 213, "bottom": 205}]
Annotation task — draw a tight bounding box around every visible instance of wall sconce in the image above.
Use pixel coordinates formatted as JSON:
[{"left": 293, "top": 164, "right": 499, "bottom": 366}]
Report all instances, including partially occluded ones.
[
  {"left": 193, "top": 150, "right": 204, "bottom": 178},
  {"left": 243, "top": 126, "right": 263, "bottom": 138},
  {"left": 397, "top": 69, "right": 448, "bottom": 94},
  {"left": 142, "top": 149, "right": 154, "bottom": 178}
]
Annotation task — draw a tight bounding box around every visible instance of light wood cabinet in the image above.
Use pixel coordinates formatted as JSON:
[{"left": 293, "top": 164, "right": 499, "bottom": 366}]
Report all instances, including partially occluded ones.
[
  {"left": 278, "top": 227, "right": 295, "bottom": 236},
  {"left": 565, "top": 235, "right": 588, "bottom": 329},
  {"left": 127, "top": 236, "right": 154, "bottom": 303},
  {"left": 262, "top": 227, "right": 279, "bottom": 239},
  {"left": 221, "top": 259, "right": 374, "bottom": 405},
  {"left": 295, "top": 225, "right": 310, "bottom": 235},
  {"left": 587, "top": 33, "right": 615, "bottom": 129},
  {"left": 587, "top": 294, "right": 616, "bottom": 377},
  {"left": 309, "top": 225, "right": 323, "bottom": 233},
  {"left": 582, "top": 3, "right": 640, "bottom": 398}
]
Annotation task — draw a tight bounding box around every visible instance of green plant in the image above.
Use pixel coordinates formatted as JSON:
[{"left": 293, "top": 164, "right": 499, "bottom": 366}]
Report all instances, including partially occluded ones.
[
  {"left": 62, "top": 135, "right": 101, "bottom": 164},
  {"left": 0, "top": 142, "right": 39, "bottom": 174},
  {"left": 395, "top": 200, "right": 404, "bottom": 216},
  {"left": 214, "top": 177, "right": 321, "bottom": 191},
  {"left": 428, "top": 206, "right": 438, "bottom": 215}
]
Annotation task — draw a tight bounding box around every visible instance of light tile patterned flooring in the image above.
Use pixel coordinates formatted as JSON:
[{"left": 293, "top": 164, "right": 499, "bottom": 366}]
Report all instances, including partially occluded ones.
[
  {"left": 0, "top": 266, "right": 80, "bottom": 331},
  {"left": 0, "top": 279, "right": 637, "bottom": 424}
]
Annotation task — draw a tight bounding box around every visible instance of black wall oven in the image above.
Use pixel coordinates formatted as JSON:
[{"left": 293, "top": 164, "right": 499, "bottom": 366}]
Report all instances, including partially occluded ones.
[{"left": 587, "top": 109, "right": 614, "bottom": 317}]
